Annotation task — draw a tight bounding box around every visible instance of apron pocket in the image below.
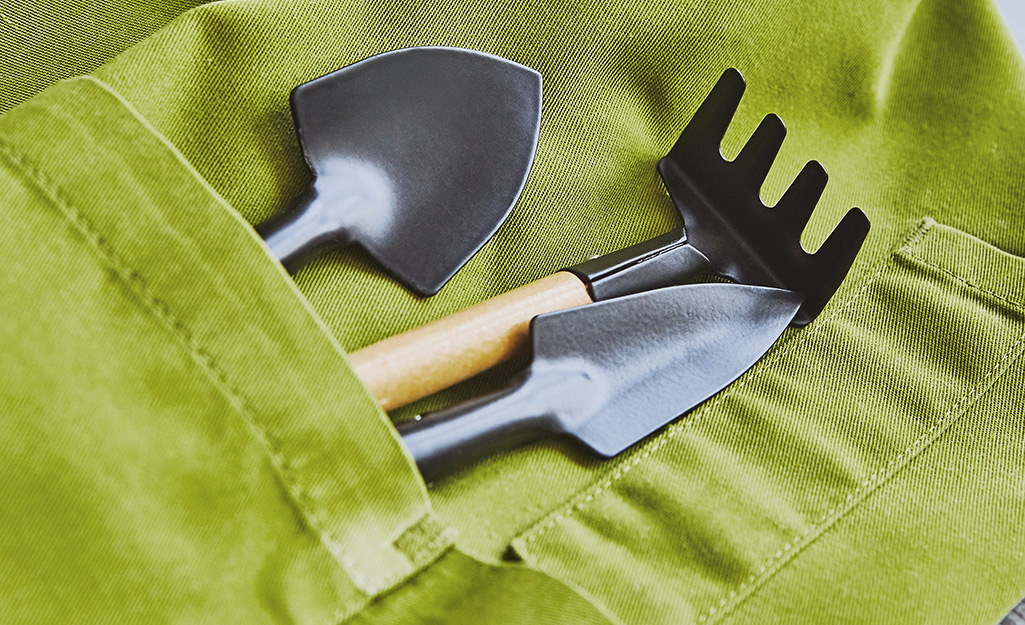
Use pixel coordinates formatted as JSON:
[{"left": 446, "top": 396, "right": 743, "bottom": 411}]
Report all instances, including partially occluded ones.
[
  {"left": 511, "top": 218, "right": 1025, "bottom": 625},
  {"left": 0, "top": 75, "right": 448, "bottom": 622}
]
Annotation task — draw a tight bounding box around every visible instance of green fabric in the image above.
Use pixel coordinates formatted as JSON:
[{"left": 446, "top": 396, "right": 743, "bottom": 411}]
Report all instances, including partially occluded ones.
[
  {"left": 0, "top": 74, "right": 612, "bottom": 625},
  {"left": 0, "top": 0, "right": 208, "bottom": 115},
  {"left": 1, "top": 0, "right": 1024, "bottom": 623},
  {"left": 514, "top": 220, "right": 1025, "bottom": 624},
  {"left": 348, "top": 549, "right": 621, "bottom": 625}
]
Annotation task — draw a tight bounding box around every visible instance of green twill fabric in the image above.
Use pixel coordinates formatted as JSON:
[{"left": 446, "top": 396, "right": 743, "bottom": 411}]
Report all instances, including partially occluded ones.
[
  {"left": 0, "top": 0, "right": 208, "bottom": 115},
  {"left": 1, "top": 1, "right": 1024, "bottom": 624},
  {"left": 0, "top": 76, "right": 614, "bottom": 625}
]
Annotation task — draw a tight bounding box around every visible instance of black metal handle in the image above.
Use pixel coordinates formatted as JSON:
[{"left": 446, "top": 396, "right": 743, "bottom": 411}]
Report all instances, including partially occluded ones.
[
  {"left": 256, "top": 190, "right": 343, "bottom": 273},
  {"left": 397, "top": 372, "right": 555, "bottom": 482},
  {"left": 564, "top": 228, "right": 713, "bottom": 301}
]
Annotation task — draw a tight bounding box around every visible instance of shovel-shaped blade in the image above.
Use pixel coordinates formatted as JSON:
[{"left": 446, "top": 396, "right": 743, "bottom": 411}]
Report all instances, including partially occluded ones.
[
  {"left": 399, "top": 283, "right": 801, "bottom": 480},
  {"left": 267, "top": 47, "right": 542, "bottom": 295}
]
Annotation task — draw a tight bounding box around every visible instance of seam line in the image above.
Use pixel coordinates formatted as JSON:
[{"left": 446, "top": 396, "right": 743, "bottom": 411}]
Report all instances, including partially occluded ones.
[
  {"left": 518, "top": 225, "right": 915, "bottom": 545},
  {"left": 699, "top": 328, "right": 1025, "bottom": 623},
  {"left": 903, "top": 249, "right": 1025, "bottom": 311},
  {"left": 0, "top": 136, "right": 375, "bottom": 593}
]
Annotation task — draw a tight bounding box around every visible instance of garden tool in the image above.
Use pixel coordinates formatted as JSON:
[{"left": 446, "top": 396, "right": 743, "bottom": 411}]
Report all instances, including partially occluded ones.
[
  {"left": 350, "top": 68, "right": 870, "bottom": 410},
  {"left": 256, "top": 46, "right": 543, "bottom": 296},
  {"left": 398, "top": 282, "right": 802, "bottom": 481}
]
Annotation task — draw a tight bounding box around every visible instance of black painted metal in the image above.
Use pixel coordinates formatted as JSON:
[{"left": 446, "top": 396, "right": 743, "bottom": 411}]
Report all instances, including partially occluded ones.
[
  {"left": 399, "top": 283, "right": 802, "bottom": 481},
  {"left": 257, "top": 47, "right": 543, "bottom": 295},
  {"left": 1000, "top": 598, "right": 1025, "bottom": 625},
  {"left": 657, "top": 68, "right": 870, "bottom": 325},
  {"left": 566, "top": 69, "right": 868, "bottom": 326},
  {"left": 566, "top": 227, "right": 714, "bottom": 301}
]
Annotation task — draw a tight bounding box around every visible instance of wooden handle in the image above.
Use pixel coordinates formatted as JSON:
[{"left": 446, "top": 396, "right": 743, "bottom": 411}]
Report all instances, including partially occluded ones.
[{"left": 349, "top": 271, "right": 593, "bottom": 410}]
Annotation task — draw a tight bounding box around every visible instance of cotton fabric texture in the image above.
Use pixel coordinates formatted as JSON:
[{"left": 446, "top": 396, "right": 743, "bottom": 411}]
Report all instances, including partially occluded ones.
[{"left": 1, "top": 0, "right": 1023, "bottom": 623}]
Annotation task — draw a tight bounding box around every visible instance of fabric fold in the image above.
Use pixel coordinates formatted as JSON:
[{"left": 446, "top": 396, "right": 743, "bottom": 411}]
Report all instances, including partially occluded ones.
[
  {"left": 0, "top": 74, "right": 443, "bottom": 619},
  {"left": 3, "top": 0, "right": 1025, "bottom": 622},
  {"left": 511, "top": 219, "right": 1025, "bottom": 625},
  {"left": 0, "top": 70, "right": 620, "bottom": 625}
]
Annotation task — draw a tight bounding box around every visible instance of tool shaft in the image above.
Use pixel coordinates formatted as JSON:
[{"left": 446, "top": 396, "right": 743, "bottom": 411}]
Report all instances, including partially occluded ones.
[
  {"left": 397, "top": 372, "right": 552, "bottom": 481},
  {"left": 349, "top": 271, "right": 591, "bottom": 410},
  {"left": 257, "top": 190, "right": 355, "bottom": 274},
  {"left": 350, "top": 235, "right": 713, "bottom": 410}
]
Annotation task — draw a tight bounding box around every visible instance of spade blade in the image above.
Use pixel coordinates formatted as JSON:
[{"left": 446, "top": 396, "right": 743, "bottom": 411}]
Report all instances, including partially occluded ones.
[{"left": 266, "top": 47, "right": 543, "bottom": 295}]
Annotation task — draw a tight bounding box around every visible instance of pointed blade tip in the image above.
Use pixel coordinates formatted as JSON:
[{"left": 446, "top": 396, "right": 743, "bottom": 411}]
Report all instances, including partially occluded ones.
[{"left": 565, "top": 283, "right": 800, "bottom": 456}]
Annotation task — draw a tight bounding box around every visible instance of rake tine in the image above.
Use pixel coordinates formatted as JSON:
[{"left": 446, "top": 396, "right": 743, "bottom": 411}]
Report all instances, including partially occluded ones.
[
  {"left": 811, "top": 207, "right": 871, "bottom": 267},
  {"left": 733, "top": 114, "right": 787, "bottom": 188},
  {"left": 775, "top": 160, "right": 829, "bottom": 237},
  {"left": 797, "top": 207, "right": 871, "bottom": 323},
  {"left": 668, "top": 68, "right": 746, "bottom": 158},
  {"left": 657, "top": 68, "right": 869, "bottom": 326}
]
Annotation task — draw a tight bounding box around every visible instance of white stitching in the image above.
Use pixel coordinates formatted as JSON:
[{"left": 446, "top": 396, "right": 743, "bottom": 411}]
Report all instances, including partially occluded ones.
[
  {"left": 699, "top": 329, "right": 1025, "bottom": 623},
  {"left": 520, "top": 234, "right": 907, "bottom": 544}
]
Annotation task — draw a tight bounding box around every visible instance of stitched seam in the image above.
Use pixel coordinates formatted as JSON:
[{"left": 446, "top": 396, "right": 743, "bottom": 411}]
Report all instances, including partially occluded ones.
[
  {"left": 520, "top": 246, "right": 902, "bottom": 545},
  {"left": 520, "top": 261, "right": 888, "bottom": 542},
  {"left": 518, "top": 219, "right": 935, "bottom": 545},
  {"left": 903, "top": 250, "right": 1025, "bottom": 311},
  {"left": 0, "top": 137, "right": 375, "bottom": 593},
  {"left": 330, "top": 524, "right": 458, "bottom": 625},
  {"left": 73, "top": 74, "right": 448, "bottom": 597},
  {"left": 410, "top": 531, "right": 455, "bottom": 564},
  {"left": 330, "top": 595, "right": 373, "bottom": 625},
  {"left": 699, "top": 329, "right": 1025, "bottom": 623},
  {"left": 392, "top": 513, "right": 457, "bottom": 566}
]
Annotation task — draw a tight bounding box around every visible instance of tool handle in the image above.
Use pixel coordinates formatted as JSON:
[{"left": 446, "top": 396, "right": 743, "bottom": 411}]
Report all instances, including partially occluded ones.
[
  {"left": 397, "top": 372, "right": 551, "bottom": 481},
  {"left": 256, "top": 190, "right": 353, "bottom": 274},
  {"left": 348, "top": 271, "right": 592, "bottom": 410}
]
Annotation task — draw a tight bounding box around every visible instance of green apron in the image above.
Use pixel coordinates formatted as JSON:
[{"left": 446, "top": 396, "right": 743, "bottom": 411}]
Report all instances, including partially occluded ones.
[{"left": 1, "top": 1, "right": 1023, "bottom": 623}]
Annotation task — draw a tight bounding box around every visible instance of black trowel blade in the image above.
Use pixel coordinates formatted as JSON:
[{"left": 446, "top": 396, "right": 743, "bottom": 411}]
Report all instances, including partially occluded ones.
[
  {"left": 290, "top": 47, "right": 542, "bottom": 295},
  {"left": 529, "top": 283, "right": 802, "bottom": 456}
]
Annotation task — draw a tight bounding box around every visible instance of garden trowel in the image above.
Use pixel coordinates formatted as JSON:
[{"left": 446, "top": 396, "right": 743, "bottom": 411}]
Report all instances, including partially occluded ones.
[
  {"left": 256, "top": 47, "right": 543, "bottom": 296},
  {"left": 398, "top": 282, "right": 802, "bottom": 481}
]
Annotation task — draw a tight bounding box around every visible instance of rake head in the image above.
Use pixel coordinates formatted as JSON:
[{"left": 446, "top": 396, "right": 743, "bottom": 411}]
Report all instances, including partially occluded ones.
[{"left": 656, "top": 68, "right": 870, "bottom": 326}]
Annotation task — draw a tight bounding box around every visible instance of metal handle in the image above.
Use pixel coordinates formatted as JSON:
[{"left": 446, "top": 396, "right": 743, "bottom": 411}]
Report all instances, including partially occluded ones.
[
  {"left": 397, "top": 372, "right": 555, "bottom": 482},
  {"left": 565, "top": 228, "right": 713, "bottom": 301},
  {"left": 254, "top": 162, "right": 395, "bottom": 276}
]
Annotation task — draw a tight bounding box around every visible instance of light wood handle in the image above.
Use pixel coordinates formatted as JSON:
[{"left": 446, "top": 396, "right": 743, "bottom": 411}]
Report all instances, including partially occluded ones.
[{"left": 349, "top": 271, "right": 593, "bottom": 410}]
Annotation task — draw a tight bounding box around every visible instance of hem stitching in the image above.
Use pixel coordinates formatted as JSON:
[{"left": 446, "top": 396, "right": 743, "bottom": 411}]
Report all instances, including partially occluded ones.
[
  {"left": 0, "top": 135, "right": 376, "bottom": 594},
  {"left": 699, "top": 328, "right": 1025, "bottom": 622},
  {"left": 517, "top": 220, "right": 932, "bottom": 547}
]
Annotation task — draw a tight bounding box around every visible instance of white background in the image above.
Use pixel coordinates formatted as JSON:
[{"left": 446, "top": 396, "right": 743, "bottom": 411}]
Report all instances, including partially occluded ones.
[{"left": 995, "top": 0, "right": 1025, "bottom": 55}]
